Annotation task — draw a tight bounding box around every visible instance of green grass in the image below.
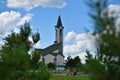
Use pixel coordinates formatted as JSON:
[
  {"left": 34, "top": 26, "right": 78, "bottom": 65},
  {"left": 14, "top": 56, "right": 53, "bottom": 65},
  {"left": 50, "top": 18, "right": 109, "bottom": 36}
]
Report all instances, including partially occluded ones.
[{"left": 50, "top": 76, "right": 90, "bottom": 80}]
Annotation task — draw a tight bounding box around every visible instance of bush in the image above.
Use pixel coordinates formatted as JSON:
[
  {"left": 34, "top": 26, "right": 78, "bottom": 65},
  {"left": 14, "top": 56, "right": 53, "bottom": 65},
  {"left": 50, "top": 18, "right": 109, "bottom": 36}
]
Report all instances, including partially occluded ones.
[{"left": 47, "top": 62, "right": 55, "bottom": 70}]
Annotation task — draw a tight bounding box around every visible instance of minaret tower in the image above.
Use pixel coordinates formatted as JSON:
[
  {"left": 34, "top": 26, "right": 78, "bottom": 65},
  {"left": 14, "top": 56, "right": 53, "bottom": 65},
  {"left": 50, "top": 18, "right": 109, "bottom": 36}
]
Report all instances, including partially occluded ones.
[{"left": 54, "top": 16, "right": 64, "bottom": 54}]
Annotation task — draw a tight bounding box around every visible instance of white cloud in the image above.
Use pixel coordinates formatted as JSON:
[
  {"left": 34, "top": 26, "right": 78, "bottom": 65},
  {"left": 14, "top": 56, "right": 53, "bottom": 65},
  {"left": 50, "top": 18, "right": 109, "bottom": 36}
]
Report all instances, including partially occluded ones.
[
  {"left": 0, "top": 42, "right": 2, "bottom": 50},
  {"left": 64, "top": 31, "right": 76, "bottom": 43},
  {"left": 108, "top": 5, "right": 120, "bottom": 18},
  {"left": 107, "top": 5, "right": 120, "bottom": 32},
  {"left": 66, "top": 5, "right": 120, "bottom": 63},
  {"left": 33, "top": 41, "right": 40, "bottom": 49},
  {"left": 28, "top": 37, "right": 40, "bottom": 49},
  {"left": 13, "top": 27, "right": 20, "bottom": 33},
  {"left": 17, "top": 13, "right": 33, "bottom": 25},
  {"left": 64, "top": 31, "right": 99, "bottom": 63},
  {"left": 7, "top": 0, "right": 67, "bottom": 11},
  {"left": 102, "top": 5, "right": 120, "bottom": 35},
  {"left": 0, "top": 11, "right": 33, "bottom": 37},
  {"left": 78, "top": 52, "right": 87, "bottom": 63}
]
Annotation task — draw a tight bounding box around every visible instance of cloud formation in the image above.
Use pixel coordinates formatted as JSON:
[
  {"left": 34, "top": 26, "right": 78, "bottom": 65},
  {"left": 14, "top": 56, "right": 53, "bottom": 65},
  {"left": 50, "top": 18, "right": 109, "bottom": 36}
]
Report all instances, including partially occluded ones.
[
  {"left": 7, "top": 0, "right": 67, "bottom": 11},
  {"left": 64, "top": 31, "right": 99, "bottom": 63},
  {"left": 0, "top": 11, "right": 33, "bottom": 37},
  {"left": 64, "top": 31, "right": 76, "bottom": 43},
  {"left": 108, "top": 5, "right": 120, "bottom": 17},
  {"left": 0, "top": 41, "right": 3, "bottom": 50},
  {"left": 107, "top": 5, "right": 120, "bottom": 32}
]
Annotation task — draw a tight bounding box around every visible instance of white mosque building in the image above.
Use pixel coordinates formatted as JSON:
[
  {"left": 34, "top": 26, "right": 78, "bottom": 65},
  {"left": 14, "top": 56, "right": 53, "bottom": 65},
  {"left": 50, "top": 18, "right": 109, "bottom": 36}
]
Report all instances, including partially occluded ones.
[{"left": 40, "top": 16, "right": 65, "bottom": 70}]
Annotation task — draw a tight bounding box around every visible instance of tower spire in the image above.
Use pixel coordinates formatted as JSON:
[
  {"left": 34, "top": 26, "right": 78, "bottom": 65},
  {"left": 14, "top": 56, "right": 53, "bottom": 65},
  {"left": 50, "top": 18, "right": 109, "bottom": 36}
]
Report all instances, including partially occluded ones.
[
  {"left": 56, "top": 16, "right": 63, "bottom": 27},
  {"left": 54, "top": 16, "right": 64, "bottom": 54}
]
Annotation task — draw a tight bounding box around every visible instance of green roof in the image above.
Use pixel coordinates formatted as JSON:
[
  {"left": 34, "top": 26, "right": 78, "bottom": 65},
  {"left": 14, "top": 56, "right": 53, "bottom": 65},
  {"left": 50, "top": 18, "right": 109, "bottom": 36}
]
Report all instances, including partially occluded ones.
[
  {"left": 55, "top": 16, "right": 63, "bottom": 27},
  {"left": 41, "top": 43, "right": 61, "bottom": 56},
  {"left": 35, "top": 43, "right": 64, "bottom": 57}
]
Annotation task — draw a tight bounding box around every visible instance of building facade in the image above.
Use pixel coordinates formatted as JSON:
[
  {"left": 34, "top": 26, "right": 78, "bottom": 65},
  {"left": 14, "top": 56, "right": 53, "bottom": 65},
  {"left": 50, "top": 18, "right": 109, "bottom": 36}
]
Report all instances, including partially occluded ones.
[{"left": 40, "top": 16, "right": 65, "bottom": 70}]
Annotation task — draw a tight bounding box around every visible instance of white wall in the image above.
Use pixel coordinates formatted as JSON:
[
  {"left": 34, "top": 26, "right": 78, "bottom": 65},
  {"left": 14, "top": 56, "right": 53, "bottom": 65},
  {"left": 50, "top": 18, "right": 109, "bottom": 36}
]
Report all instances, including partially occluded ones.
[
  {"left": 56, "top": 54, "right": 64, "bottom": 65},
  {"left": 53, "top": 49, "right": 59, "bottom": 53},
  {"left": 44, "top": 54, "right": 55, "bottom": 65},
  {"left": 43, "top": 54, "right": 64, "bottom": 66}
]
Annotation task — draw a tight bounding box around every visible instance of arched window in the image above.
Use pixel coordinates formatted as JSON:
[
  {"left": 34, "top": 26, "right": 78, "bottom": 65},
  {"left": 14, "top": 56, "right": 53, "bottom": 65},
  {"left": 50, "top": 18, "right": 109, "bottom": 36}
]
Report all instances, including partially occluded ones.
[
  {"left": 54, "top": 58, "right": 57, "bottom": 66},
  {"left": 60, "top": 29, "right": 62, "bottom": 42},
  {"left": 42, "top": 58, "right": 45, "bottom": 63}
]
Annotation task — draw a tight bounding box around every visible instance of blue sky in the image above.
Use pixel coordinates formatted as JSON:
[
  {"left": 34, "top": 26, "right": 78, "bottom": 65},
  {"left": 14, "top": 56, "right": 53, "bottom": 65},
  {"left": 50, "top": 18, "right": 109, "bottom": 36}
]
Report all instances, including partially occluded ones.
[
  {"left": 0, "top": 0, "right": 120, "bottom": 62},
  {"left": 0, "top": 0, "right": 93, "bottom": 47}
]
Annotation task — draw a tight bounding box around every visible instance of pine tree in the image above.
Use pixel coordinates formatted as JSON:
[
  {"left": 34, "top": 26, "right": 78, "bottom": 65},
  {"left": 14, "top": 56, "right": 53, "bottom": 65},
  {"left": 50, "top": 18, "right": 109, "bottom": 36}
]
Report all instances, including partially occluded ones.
[
  {"left": 85, "top": 0, "right": 120, "bottom": 80},
  {"left": 0, "top": 22, "right": 49, "bottom": 80}
]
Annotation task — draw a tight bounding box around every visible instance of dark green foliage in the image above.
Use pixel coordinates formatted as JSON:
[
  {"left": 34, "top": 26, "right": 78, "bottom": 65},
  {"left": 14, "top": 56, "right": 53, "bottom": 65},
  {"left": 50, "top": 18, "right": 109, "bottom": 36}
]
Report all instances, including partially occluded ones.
[
  {"left": 66, "top": 55, "right": 75, "bottom": 68},
  {"left": 0, "top": 22, "right": 49, "bottom": 80},
  {"left": 20, "top": 22, "right": 31, "bottom": 40},
  {"left": 25, "top": 62, "right": 49, "bottom": 80},
  {"left": 74, "top": 56, "right": 82, "bottom": 68},
  {"left": 86, "top": 50, "right": 108, "bottom": 80},
  {"left": 0, "top": 43, "right": 30, "bottom": 80},
  {"left": 66, "top": 55, "right": 82, "bottom": 72},
  {"left": 31, "top": 50, "right": 41, "bottom": 70},
  {"left": 32, "top": 30, "right": 40, "bottom": 43},
  {"left": 47, "top": 62, "right": 55, "bottom": 70},
  {"left": 85, "top": 0, "right": 120, "bottom": 80}
]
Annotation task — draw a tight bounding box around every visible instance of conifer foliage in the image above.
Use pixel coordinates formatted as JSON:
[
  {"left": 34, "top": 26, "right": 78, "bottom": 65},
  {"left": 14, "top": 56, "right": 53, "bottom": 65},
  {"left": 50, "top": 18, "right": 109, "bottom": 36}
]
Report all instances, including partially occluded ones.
[
  {"left": 0, "top": 22, "right": 49, "bottom": 80},
  {"left": 66, "top": 55, "right": 82, "bottom": 73},
  {"left": 85, "top": 0, "right": 120, "bottom": 80}
]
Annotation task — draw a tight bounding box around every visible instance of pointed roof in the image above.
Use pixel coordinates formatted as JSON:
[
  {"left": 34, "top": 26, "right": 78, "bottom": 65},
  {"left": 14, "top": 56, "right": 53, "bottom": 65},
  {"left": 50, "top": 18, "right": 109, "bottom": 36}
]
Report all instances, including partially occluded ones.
[
  {"left": 41, "top": 43, "right": 62, "bottom": 56},
  {"left": 55, "top": 16, "right": 63, "bottom": 28}
]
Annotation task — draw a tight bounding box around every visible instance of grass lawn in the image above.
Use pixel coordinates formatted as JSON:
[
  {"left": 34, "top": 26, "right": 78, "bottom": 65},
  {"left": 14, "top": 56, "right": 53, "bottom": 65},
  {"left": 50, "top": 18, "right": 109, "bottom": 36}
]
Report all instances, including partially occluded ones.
[{"left": 50, "top": 76, "right": 90, "bottom": 80}]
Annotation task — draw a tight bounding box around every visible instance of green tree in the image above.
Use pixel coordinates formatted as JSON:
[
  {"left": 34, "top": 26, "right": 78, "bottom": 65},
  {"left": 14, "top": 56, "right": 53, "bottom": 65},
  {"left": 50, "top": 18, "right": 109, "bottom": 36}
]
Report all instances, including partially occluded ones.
[
  {"left": 30, "top": 49, "right": 41, "bottom": 70},
  {"left": 74, "top": 56, "right": 82, "bottom": 72},
  {"left": 66, "top": 55, "right": 82, "bottom": 73},
  {"left": 85, "top": 0, "right": 120, "bottom": 80},
  {"left": 66, "top": 55, "right": 74, "bottom": 69},
  {"left": 47, "top": 62, "right": 55, "bottom": 70},
  {"left": 0, "top": 22, "right": 49, "bottom": 80}
]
